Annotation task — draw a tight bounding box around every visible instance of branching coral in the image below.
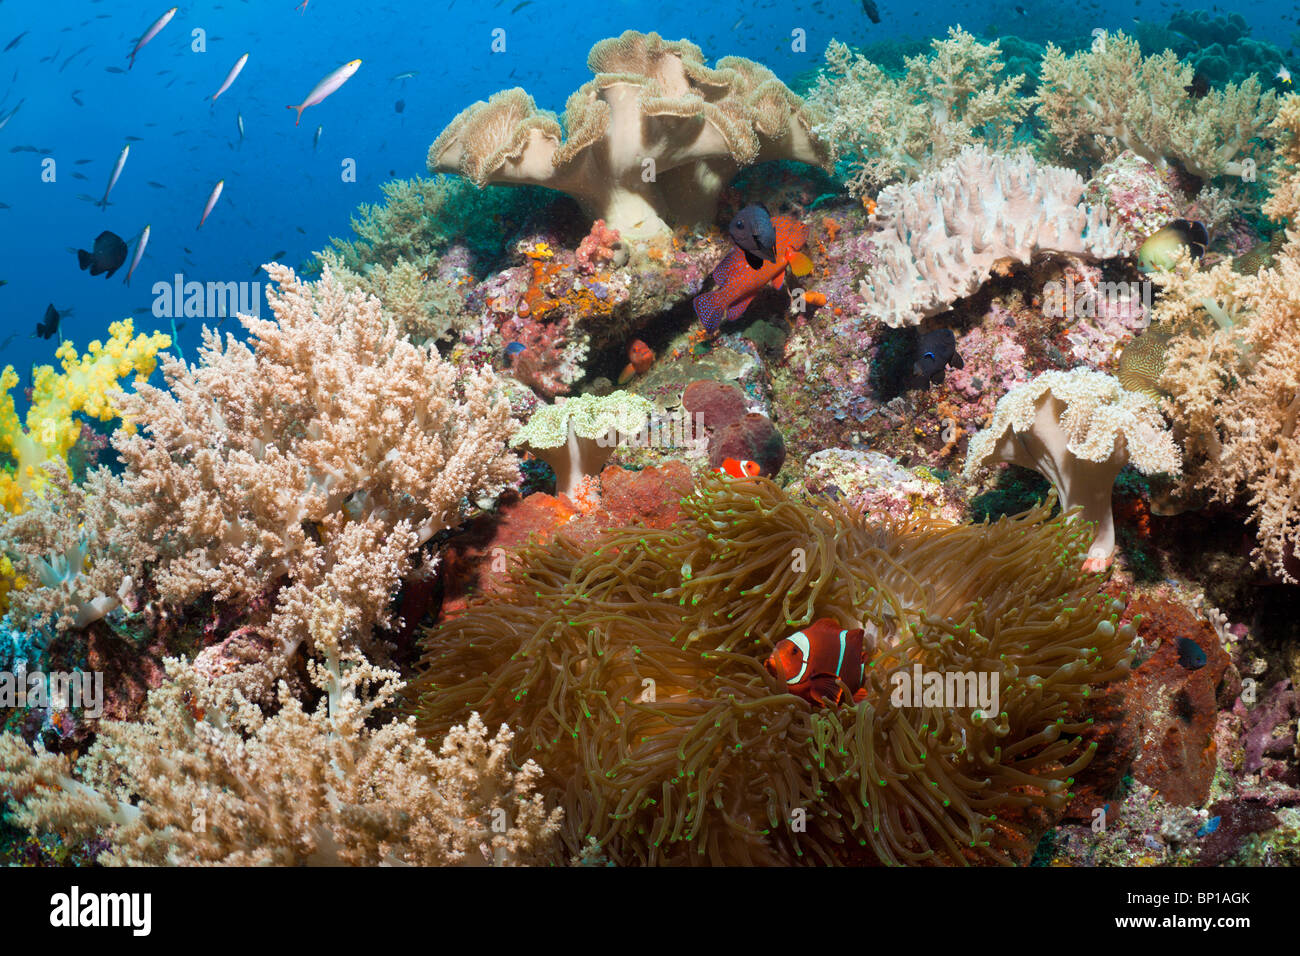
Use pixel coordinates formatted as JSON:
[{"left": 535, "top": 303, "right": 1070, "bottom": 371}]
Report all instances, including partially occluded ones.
[
  {"left": 0, "top": 466, "right": 136, "bottom": 630},
  {"left": 0, "top": 318, "right": 169, "bottom": 514},
  {"left": 1036, "top": 31, "right": 1277, "bottom": 180},
  {"left": 0, "top": 623, "right": 561, "bottom": 865},
  {"left": 428, "top": 30, "right": 831, "bottom": 237},
  {"left": 857, "top": 146, "right": 1127, "bottom": 327},
  {"left": 413, "top": 475, "right": 1134, "bottom": 866},
  {"left": 509, "top": 391, "right": 653, "bottom": 499},
  {"left": 963, "top": 369, "right": 1182, "bottom": 570},
  {"left": 1143, "top": 96, "right": 1300, "bottom": 579},
  {"left": 102, "top": 264, "right": 517, "bottom": 670},
  {"left": 321, "top": 252, "right": 468, "bottom": 344},
  {"left": 810, "top": 28, "right": 1029, "bottom": 195}
]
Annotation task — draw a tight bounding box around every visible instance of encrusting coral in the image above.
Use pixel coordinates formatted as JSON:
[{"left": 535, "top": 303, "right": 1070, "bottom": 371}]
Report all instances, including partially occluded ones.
[
  {"left": 413, "top": 475, "right": 1135, "bottom": 866},
  {"left": 0, "top": 601, "right": 561, "bottom": 865},
  {"left": 1036, "top": 31, "right": 1277, "bottom": 180},
  {"left": 963, "top": 368, "right": 1182, "bottom": 571},
  {"left": 428, "top": 30, "right": 832, "bottom": 237},
  {"left": 809, "top": 27, "right": 1029, "bottom": 195},
  {"left": 510, "top": 391, "right": 653, "bottom": 499},
  {"left": 857, "top": 146, "right": 1127, "bottom": 327}
]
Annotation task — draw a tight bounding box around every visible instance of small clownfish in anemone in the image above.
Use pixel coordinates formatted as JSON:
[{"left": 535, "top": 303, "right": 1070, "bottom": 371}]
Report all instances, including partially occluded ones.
[
  {"left": 765, "top": 618, "right": 870, "bottom": 707},
  {"left": 617, "top": 338, "right": 655, "bottom": 384},
  {"left": 693, "top": 216, "right": 813, "bottom": 333},
  {"left": 714, "top": 457, "right": 761, "bottom": 479}
]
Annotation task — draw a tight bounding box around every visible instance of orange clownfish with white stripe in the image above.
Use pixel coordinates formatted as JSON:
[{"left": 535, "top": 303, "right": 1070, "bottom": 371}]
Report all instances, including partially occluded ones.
[
  {"left": 714, "top": 457, "right": 761, "bottom": 479},
  {"left": 765, "top": 618, "right": 870, "bottom": 707}
]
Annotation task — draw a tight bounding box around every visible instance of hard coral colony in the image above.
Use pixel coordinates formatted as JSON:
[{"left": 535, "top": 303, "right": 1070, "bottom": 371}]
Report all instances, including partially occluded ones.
[{"left": 0, "top": 5, "right": 1298, "bottom": 883}]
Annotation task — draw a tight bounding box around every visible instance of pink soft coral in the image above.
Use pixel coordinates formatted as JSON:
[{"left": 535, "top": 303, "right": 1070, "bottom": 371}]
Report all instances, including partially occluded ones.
[{"left": 575, "top": 219, "right": 622, "bottom": 275}]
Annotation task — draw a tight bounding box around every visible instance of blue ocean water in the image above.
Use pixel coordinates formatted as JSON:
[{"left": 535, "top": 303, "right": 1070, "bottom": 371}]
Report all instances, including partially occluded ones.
[{"left": 0, "top": 0, "right": 1294, "bottom": 417}]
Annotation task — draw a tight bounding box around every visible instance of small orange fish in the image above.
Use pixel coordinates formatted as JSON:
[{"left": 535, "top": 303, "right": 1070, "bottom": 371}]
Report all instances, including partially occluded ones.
[
  {"left": 714, "top": 457, "right": 761, "bottom": 479},
  {"left": 694, "top": 217, "right": 812, "bottom": 333},
  {"left": 765, "top": 618, "right": 869, "bottom": 707},
  {"left": 618, "top": 338, "right": 656, "bottom": 383}
]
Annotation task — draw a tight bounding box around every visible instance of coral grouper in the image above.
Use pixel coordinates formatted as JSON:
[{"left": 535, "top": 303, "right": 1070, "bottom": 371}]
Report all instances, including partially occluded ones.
[{"left": 694, "top": 216, "right": 812, "bottom": 332}]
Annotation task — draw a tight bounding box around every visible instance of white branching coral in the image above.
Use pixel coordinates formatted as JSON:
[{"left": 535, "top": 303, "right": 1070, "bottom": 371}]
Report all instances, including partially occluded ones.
[
  {"left": 109, "top": 263, "right": 517, "bottom": 667},
  {"left": 0, "top": 466, "right": 135, "bottom": 631},
  {"left": 963, "top": 369, "right": 1182, "bottom": 570},
  {"left": 1037, "top": 31, "right": 1277, "bottom": 180},
  {"left": 0, "top": 641, "right": 562, "bottom": 866},
  {"left": 810, "top": 27, "right": 1029, "bottom": 194},
  {"left": 857, "top": 146, "right": 1127, "bottom": 327}
]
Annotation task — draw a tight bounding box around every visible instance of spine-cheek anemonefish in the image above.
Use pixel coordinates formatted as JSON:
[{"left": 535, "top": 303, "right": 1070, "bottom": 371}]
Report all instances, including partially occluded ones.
[
  {"left": 765, "top": 618, "right": 870, "bottom": 707},
  {"left": 714, "top": 457, "right": 761, "bottom": 479}
]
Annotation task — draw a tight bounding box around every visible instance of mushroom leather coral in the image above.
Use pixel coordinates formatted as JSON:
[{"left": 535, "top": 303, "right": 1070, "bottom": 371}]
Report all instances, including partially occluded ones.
[
  {"left": 963, "top": 369, "right": 1182, "bottom": 570},
  {"left": 428, "top": 31, "right": 831, "bottom": 238}
]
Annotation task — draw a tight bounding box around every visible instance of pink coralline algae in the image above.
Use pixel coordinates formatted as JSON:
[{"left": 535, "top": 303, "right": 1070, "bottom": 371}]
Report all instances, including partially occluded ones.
[
  {"left": 947, "top": 321, "right": 1030, "bottom": 413},
  {"left": 1084, "top": 151, "right": 1181, "bottom": 250},
  {"left": 797, "top": 448, "right": 964, "bottom": 524},
  {"left": 576, "top": 219, "right": 625, "bottom": 274}
]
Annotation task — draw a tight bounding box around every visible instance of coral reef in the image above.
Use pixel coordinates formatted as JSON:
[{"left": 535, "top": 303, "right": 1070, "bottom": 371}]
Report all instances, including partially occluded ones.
[
  {"left": 810, "top": 28, "right": 1029, "bottom": 194},
  {"left": 1037, "top": 31, "right": 1277, "bottom": 180},
  {"left": 93, "top": 265, "right": 516, "bottom": 681},
  {"left": 413, "top": 477, "right": 1134, "bottom": 866},
  {"left": 428, "top": 30, "right": 831, "bottom": 237},
  {"left": 0, "top": 319, "right": 170, "bottom": 514},
  {"left": 0, "top": 643, "right": 561, "bottom": 865}
]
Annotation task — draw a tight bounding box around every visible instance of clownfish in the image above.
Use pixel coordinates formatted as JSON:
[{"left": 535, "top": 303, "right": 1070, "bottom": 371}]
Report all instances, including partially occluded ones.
[
  {"left": 765, "top": 618, "right": 869, "bottom": 707},
  {"left": 714, "top": 457, "right": 761, "bottom": 479}
]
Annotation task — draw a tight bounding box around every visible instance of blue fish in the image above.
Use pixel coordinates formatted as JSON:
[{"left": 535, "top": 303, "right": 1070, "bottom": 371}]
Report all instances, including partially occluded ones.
[
  {"left": 728, "top": 203, "right": 777, "bottom": 269},
  {"left": 1175, "top": 637, "right": 1207, "bottom": 670},
  {"left": 1196, "top": 816, "right": 1221, "bottom": 837},
  {"left": 504, "top": 341, "right": 527, "bottom": 357}
]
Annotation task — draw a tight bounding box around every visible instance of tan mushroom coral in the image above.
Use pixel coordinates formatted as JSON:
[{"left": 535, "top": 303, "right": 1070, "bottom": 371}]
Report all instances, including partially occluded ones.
[
  {"left": 963, "top": 369, "right": 1182, "bottom": 571},
  {"left": 509, "top": 391, "right": 654, "bottom": 500},
  {"left": 428, "top": 31, "right": 831, "bottom": 238}
]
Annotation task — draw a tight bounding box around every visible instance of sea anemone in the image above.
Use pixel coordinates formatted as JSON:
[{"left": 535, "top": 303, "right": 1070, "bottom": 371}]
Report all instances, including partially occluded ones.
[
  {"left": 413, "top": 476, "right": 1128, "bottom": 863},
  {"left": 413, "top": 475, "right": 1134, "bottom": 865}
]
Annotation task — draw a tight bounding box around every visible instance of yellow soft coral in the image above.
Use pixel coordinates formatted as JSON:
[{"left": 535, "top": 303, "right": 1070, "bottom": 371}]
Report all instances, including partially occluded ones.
[{"left": 0, "top": 318, "right": 170, "bottom": 514}]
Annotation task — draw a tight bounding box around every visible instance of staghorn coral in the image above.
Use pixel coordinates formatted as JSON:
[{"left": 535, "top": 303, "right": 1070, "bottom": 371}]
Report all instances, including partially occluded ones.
[
  {"left": 413, "top": 475, "right": 1134, "bottom": 866},
  {"left": 856, "top": 145, "right": 1127, "bottom": 327},
  {"left": 104, "top": 264, "right": 517, "bottom": 671},
  {"left": 0, "top": 623, "right": 562, "bottom": 865},
  {"left": 428, "top": 30, "right": 831, "bottom": 238},
  {"left": 509, "top": 391, "right": 653, "bottom": 499},
  {"left": 963, "top": 369, "right": 1182, "bottom": 570},
  {"left": 1036, "top": 31, "right": 1277, "bottom": 180},
  {"left": 809, "top": 28, "right": 1029, "bottom": 195}
]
